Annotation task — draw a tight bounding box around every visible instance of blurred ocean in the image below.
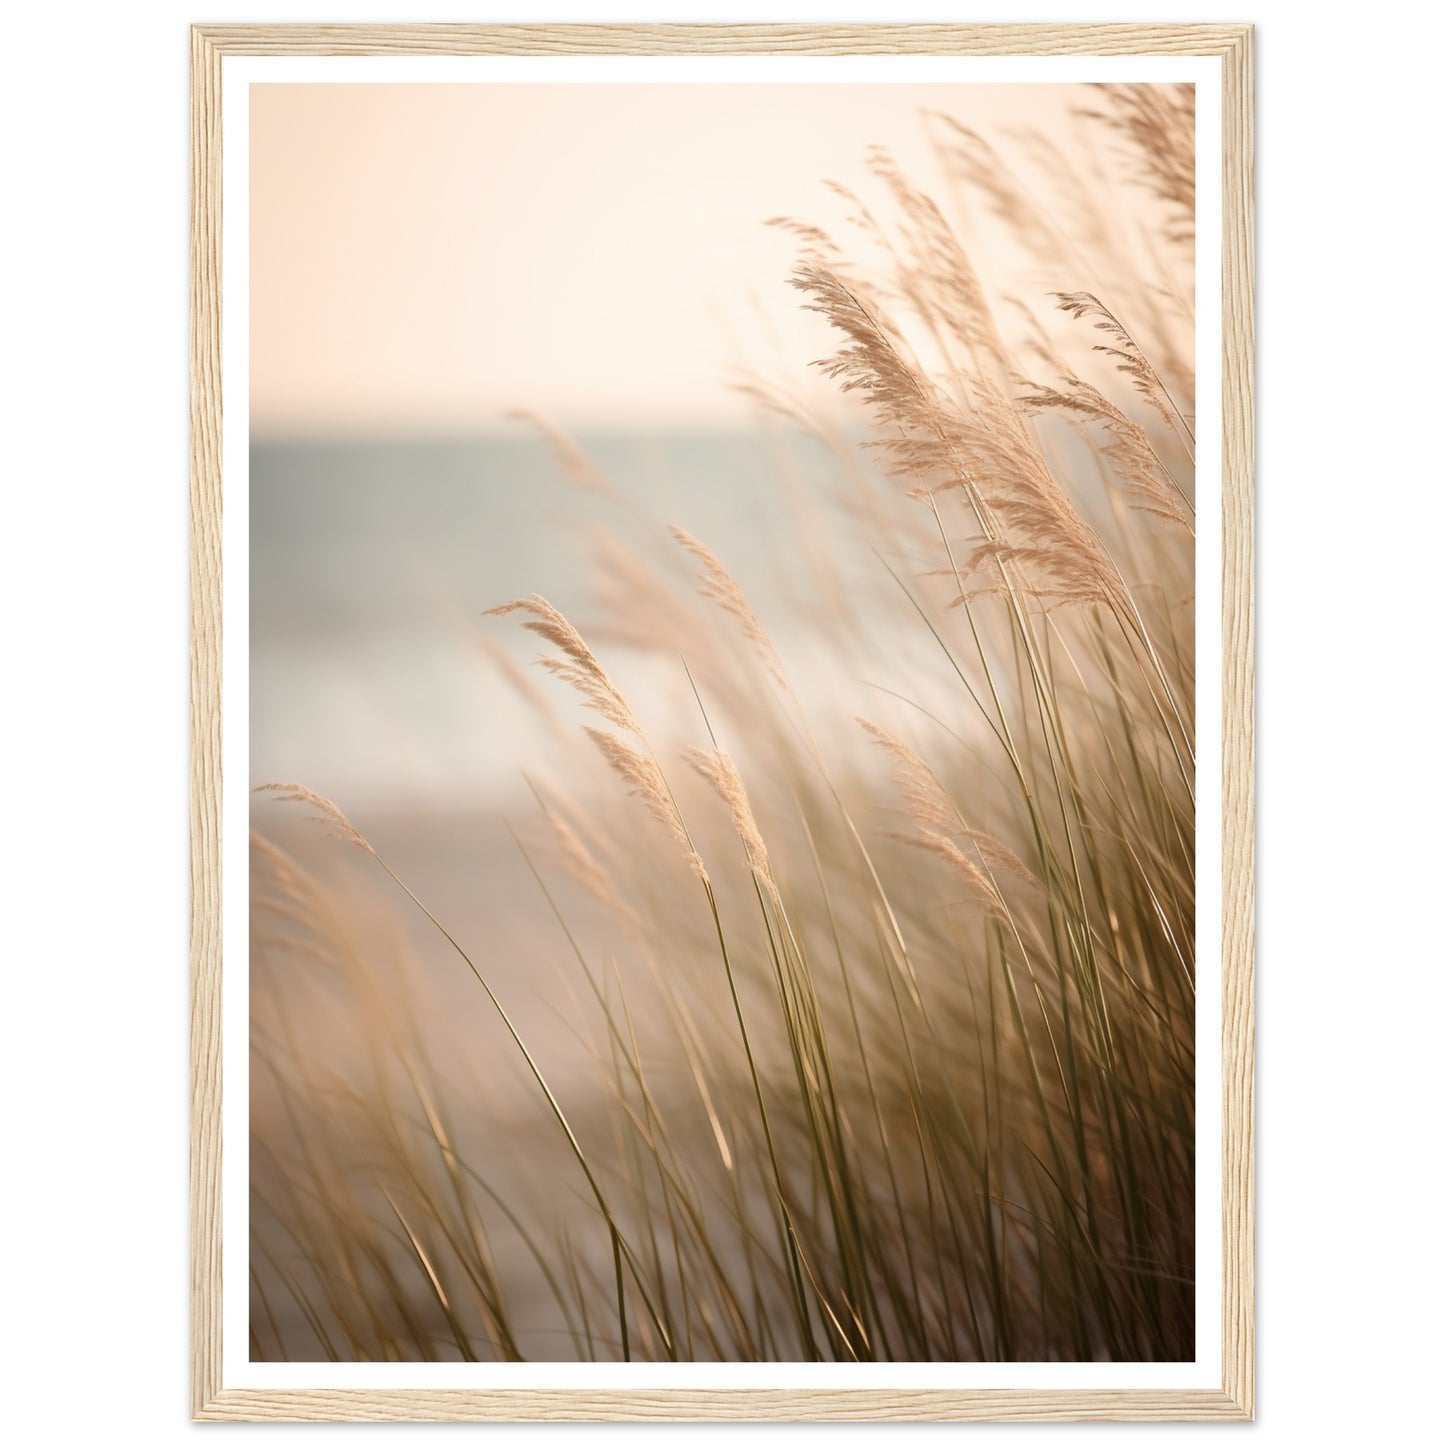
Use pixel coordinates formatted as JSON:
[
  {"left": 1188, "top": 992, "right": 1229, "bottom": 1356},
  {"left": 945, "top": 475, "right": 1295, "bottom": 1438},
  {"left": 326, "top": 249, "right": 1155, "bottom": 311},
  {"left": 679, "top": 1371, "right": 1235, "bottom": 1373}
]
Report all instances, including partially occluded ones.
[{"left": 251, "top": 428, "right": 863, "bottom": 818}]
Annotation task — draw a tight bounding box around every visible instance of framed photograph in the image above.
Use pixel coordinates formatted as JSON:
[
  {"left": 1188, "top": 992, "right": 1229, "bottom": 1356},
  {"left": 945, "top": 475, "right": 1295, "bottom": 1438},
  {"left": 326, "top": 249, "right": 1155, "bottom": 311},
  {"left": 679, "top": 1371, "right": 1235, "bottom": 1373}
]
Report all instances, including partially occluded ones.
[{"left": 191, "top": 22, "right": 1254, "bottom": 1423}]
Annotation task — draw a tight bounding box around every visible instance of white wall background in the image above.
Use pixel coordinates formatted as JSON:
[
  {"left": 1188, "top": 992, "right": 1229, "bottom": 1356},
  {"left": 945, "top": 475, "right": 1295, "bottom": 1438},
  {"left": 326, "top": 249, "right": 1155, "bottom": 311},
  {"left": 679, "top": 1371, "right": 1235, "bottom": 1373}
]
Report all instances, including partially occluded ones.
[{"left": 2, "top": 2, "right": 1440, "bottom": 1438}]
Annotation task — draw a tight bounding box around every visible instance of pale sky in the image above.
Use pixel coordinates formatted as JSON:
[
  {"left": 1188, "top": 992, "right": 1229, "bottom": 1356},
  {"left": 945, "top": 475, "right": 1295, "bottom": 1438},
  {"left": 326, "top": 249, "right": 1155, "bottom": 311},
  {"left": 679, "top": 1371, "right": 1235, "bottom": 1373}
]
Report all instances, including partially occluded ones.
[{"left": 250, "top": 82, "right": 1088, "bottom": 435}]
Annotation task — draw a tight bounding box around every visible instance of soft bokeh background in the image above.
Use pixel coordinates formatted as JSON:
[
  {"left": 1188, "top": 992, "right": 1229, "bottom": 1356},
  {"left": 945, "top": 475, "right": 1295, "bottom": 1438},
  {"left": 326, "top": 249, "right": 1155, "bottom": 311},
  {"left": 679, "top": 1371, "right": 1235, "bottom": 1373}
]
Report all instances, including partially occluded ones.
[
  {"left": 251, "top": 81, "right": 1131, "bottom": 821},
  {"left": 251, "top": 83, "right": 1084, "bottom": 433}
]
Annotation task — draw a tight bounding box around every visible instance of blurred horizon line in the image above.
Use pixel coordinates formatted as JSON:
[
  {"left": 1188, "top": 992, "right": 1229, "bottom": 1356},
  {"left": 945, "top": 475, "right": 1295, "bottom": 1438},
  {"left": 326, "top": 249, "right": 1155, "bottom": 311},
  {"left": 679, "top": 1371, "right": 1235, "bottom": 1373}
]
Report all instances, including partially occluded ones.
[{"left": 250, "top": 413, "right": 857, "bottom": 447}]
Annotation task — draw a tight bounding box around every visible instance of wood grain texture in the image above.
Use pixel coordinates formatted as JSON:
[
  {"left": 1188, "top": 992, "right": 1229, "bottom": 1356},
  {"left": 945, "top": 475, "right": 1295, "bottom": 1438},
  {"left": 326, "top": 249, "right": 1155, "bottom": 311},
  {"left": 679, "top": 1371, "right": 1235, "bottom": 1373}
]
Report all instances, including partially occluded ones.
[
  {"left": 188, "top": 21, "right": 223, "bottom": 1424},
  {"left": 194, "top": 22, "right": 1251, "bottom": 57},
  {"left": 1219, "top": 25, "right": 1257, "bottom": 1424},
  {"left": 189, "top": 21, "right": 1255, "bottom": 1423},
  {"left": 195, "top": 1387, "right": 1248, "bottom": 1423}
]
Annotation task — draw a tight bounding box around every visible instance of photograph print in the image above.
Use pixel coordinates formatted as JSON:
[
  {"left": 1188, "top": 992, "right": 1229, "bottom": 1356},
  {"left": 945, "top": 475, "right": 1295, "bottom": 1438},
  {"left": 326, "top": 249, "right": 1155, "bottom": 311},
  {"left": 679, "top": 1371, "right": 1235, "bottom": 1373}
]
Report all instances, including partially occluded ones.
[{"left": 246, "top": 71, "right": 1202, "bottom": 1367}]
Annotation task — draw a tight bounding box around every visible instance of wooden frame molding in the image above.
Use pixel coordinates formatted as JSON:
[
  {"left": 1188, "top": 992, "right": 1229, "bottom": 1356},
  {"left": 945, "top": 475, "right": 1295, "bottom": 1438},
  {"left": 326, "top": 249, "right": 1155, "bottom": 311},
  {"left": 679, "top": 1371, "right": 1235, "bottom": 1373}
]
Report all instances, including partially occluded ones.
[{"left": 190, "top": 22, "right": 1254, "bottom": 1423}]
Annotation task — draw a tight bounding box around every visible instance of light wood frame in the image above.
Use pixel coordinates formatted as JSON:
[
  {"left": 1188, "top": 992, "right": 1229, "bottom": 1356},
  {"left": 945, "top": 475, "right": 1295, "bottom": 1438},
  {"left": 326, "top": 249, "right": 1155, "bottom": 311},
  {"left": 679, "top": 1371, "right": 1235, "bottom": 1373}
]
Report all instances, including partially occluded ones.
[{"left": 190, "top": 21, "right": 1254, "bottom": 1423}]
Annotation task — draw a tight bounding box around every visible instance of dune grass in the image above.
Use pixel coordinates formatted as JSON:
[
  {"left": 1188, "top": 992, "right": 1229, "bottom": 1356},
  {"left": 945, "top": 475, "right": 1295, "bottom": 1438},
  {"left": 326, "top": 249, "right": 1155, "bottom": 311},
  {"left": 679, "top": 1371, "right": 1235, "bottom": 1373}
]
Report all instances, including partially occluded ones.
[{"left": 250, "top": 83, "right": 1197, "bottom": 1364}]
